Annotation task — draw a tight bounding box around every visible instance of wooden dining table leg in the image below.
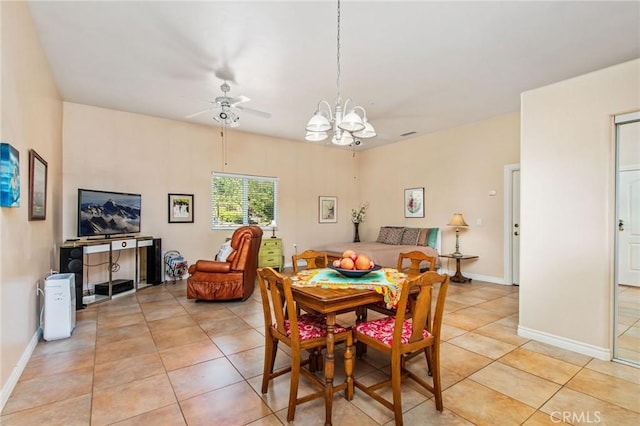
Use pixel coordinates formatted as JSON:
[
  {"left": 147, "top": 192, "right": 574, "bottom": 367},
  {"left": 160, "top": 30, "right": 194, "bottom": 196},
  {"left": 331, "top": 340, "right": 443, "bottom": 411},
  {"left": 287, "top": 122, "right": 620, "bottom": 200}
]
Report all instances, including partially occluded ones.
[{"left": 323, "top": 312, "right": 336, "bottom": 426}]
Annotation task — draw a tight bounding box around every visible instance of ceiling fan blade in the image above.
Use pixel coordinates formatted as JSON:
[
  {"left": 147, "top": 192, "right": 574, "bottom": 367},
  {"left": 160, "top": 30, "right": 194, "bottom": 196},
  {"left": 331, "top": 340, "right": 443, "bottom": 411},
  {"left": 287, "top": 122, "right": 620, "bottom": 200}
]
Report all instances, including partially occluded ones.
[
  {"left": 235, "top": 105, "right": 271, "bottom": 118},
  {"left": 185, "top": 108, "right": 214, "bottom": 119},
  {"left": 229, "top": 95, "right": 250, "bottom": 106}
]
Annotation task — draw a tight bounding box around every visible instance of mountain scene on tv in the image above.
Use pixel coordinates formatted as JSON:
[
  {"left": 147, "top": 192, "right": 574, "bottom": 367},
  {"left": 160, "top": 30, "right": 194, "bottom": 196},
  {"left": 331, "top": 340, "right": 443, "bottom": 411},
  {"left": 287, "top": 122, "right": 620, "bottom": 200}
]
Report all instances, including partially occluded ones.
[{"left": 79, "top": 198, "right": 140, "bottom": 236}]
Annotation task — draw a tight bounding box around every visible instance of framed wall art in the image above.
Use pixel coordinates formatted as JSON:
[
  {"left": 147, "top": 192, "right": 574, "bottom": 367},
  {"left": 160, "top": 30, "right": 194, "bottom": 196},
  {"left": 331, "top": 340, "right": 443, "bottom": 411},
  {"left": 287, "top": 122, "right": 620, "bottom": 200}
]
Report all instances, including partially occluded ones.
[
  {"left": 404, "top": 187, "right": 424, "bottom": 218},
  {"left": 0, "top": 143, "right": 20, "bottom": 207},
  {"left": 168, "top": 193, "right": 194, "bottom": 223},
  {"left": 29, "top": 149, "right": 47, "bottom": 220},
  {"left": 318, "top": 196, "right": 337, "bottom": 223}
]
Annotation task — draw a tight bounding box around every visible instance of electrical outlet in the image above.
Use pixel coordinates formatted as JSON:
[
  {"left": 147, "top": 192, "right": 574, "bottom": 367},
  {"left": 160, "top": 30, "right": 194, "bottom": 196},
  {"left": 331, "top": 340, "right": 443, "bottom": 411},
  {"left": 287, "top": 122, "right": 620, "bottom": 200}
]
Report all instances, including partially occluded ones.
[{"left": 35, "top": 280, "right": 41, "bottom": 296}]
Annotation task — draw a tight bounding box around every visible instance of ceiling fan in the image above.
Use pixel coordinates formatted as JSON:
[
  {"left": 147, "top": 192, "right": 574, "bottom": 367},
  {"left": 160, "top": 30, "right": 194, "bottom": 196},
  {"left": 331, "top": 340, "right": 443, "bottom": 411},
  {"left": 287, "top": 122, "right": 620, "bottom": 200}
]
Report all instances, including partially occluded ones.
[{"left": 186, "top": 82, "right": 271, "bottom": 127}]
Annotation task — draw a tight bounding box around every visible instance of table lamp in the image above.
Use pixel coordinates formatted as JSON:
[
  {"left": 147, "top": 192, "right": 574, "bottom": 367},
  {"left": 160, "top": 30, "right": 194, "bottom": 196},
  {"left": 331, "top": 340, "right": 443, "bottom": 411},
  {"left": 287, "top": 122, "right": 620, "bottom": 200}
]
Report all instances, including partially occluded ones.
[
  {"left": 269, "top": 220, "right": 277, "bottom": 238},
  {"left": 447, "top": 213, "right": 468, "bottom": 258}
]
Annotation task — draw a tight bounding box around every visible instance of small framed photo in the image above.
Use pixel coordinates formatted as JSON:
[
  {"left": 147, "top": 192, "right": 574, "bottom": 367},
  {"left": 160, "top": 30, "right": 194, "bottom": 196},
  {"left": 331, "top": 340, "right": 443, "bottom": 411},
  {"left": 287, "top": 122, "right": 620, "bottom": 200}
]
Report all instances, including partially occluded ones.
[
  {"left": 319, "top": 196, "right": 337, "bottom": 223},
  {"left": 28, "top": 149, "right": 47, "bottom": 220},
  {"left": 404, "top": 187, "right": 424, "bottom": 218},
  {"left": 168, "top": 193, "right": 194, "bottom": 223}
]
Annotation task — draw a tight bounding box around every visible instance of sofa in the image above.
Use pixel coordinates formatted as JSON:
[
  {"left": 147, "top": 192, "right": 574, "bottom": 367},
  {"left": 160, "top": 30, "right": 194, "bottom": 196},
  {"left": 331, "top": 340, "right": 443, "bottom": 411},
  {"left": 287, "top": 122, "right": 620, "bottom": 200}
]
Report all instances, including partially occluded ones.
[{"left": 316, "top": 226, "right": 441, "bottom": 269}]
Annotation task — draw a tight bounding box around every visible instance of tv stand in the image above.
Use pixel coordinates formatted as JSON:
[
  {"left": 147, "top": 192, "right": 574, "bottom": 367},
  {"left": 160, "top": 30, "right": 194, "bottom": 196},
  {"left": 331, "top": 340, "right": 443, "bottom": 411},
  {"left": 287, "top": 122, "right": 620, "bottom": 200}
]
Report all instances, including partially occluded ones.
[{"left": 60, "top": 236, "right": 161, "bottom": 307}]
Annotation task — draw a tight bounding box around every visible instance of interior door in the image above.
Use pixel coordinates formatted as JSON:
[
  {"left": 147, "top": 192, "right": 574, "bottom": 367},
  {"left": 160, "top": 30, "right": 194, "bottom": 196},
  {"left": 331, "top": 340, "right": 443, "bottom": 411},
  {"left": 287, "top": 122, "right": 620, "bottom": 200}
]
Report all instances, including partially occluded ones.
[
  {"left": 618, "top": 170, "right": 640, "bottom": 286},
  {"left": 511, "top": 169, "right": 521, "bottom": 285}
]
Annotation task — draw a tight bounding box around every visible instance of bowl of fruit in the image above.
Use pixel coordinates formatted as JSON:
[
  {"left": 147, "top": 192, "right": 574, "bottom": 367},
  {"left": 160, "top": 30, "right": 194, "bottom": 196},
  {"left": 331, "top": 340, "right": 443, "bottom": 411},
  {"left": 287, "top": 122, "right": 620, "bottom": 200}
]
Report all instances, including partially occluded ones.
[{"left": 328, "top": 250, "right": 381, "bottom": 278}]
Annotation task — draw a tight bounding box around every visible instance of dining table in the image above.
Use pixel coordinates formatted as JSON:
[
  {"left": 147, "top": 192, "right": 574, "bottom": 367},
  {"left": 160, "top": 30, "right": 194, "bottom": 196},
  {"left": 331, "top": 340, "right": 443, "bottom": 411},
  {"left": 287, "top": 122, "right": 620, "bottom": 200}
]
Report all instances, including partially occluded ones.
[{"left": 289, "top": 267, "right": 409, "bottom": 426}]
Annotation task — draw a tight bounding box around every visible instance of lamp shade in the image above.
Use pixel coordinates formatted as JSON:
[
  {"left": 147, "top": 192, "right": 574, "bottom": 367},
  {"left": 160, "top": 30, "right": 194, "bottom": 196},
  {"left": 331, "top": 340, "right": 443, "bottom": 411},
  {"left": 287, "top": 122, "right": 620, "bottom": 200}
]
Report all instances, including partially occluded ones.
[
  {"left": 352, "top": 120, "right": 377, "bottom": 138},
  {"left": 305, "top": 131, "right": 328, "bottom": 142},
  {"left": 306, "top": 112, "right": 331, "bottom": 132},
  {"left": 337, "top": 110, "right": 365, "bottom": 132},
  {"left": 448, "top": 213, "right": 468, "bottom": 227},
  {"left": 331, "top": 132, "right": 354, "bottom": 146}
]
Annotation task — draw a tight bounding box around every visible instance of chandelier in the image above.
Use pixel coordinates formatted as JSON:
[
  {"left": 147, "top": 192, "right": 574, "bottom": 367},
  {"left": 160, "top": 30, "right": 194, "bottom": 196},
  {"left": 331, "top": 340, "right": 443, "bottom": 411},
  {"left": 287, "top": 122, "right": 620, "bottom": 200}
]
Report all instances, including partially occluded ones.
[{"left": 305, "top": 0, "right": 376, "bottom": 146}]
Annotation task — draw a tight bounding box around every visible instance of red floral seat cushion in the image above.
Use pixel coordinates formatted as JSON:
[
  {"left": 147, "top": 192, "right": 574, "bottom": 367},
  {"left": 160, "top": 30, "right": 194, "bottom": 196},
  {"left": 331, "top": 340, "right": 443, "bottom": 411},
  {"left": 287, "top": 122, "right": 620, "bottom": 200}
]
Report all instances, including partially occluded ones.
[
  {"left": 281, "top": 313, "right": 348, "bottom": 341},
  {"left": 354, "top": 316, "right": 430, "bottom": 346}
]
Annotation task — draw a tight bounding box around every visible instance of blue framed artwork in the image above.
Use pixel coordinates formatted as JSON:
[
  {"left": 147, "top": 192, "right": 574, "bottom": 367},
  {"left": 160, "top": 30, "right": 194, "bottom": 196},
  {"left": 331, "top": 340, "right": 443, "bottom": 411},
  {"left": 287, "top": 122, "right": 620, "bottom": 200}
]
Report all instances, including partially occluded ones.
[{"left": 0, "top": 143, "right": 20, "bottom": 207}]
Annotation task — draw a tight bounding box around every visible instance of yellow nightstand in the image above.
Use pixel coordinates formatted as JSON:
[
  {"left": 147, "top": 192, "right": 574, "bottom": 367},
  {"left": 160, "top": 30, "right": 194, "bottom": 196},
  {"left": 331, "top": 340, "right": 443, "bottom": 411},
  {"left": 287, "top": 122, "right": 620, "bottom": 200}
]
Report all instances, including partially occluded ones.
[{"left": 259, "top": 238, "right": 283, "bottom": 270}]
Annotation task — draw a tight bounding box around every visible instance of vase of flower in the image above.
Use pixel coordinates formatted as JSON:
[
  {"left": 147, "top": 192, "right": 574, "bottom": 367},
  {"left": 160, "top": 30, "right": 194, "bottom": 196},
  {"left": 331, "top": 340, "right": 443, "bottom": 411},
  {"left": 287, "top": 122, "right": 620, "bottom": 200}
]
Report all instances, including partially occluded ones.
[{"left": 351, "top": 202, "right": 368, "bottom": 243}]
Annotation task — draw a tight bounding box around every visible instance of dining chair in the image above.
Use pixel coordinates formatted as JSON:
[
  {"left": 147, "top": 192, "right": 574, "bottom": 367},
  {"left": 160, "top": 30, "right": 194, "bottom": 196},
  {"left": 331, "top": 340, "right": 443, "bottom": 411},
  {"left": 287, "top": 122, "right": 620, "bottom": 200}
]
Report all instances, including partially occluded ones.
[
  {"left": 256, "top": 267, "right": 354, "bottom": 422},
  {"left": 291, "top": 249, "right": 329, "bottom": 273},
  {"left": 352, "top": 271, "right": 449, "bottom": 426},
  {"left": 397, "top": 250, "right": 438, "bottom": 274},
  {"left": 365, "top": 251, "right": 437, "bottom": 319}
]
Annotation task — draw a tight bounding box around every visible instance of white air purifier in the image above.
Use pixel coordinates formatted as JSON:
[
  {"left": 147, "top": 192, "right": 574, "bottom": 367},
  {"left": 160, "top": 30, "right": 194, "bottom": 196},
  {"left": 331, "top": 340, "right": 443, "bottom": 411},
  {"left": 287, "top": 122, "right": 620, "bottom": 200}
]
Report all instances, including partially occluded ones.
[{"left": 44, "top": 273, "right": 76, "bottom": 341}]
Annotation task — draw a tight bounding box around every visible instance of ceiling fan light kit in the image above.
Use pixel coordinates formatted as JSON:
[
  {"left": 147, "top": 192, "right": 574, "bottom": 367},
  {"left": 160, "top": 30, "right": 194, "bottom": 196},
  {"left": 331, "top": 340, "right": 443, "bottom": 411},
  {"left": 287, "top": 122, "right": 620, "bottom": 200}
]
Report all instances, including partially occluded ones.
[
  {"left": 305, "top": 0, "right": 376, "bottom": 146},
  {"left": 186, "top": 82, "right": 271, "bottom": 127}
]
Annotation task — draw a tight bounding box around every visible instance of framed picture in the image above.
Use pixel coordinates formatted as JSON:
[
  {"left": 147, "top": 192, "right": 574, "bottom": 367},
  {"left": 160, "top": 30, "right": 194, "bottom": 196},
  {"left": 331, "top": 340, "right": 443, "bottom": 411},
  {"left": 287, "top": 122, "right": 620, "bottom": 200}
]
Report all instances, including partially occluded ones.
[
  {"left": 168, "top": 193, "right": 194, "bottom": 223},
  {"left": 319, "top": 196, "right": 337, "bottom": 223},
  {"left": 404, "top": 187, "right": 424, "bottom": 218},
  {"left": 0, "top": 143, "right": 20, "bottom": 207},
  {"left": 28, "top": 150, "right": 47, "bottom": 220}
]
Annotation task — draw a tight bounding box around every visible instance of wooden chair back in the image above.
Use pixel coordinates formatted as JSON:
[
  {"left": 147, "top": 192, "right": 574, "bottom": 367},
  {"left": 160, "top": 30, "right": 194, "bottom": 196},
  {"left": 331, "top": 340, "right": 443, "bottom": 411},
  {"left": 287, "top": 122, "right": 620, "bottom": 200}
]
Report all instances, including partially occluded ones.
[
  {"left": 353, "top": 271, "right": 450, "bottom": 425},
  {"left": 292, "top": 250, "right": 329, "bottom": 274},
  {"left": 395, "top": 271, "right": 448, "bottom": 348},
  {"left": 396, "top": 250, "right": 437, "bottom": 275},
  {"left": 257, "top": 267, "right": 299, "bottom": 343}
]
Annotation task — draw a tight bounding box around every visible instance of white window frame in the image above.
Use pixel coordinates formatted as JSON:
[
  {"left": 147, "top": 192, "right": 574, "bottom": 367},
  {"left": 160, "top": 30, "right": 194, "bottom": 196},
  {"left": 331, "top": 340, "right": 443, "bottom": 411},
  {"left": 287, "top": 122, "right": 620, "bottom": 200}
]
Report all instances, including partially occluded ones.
[{"left": 211, "top": 172, "right": 278, "bottom": 230}]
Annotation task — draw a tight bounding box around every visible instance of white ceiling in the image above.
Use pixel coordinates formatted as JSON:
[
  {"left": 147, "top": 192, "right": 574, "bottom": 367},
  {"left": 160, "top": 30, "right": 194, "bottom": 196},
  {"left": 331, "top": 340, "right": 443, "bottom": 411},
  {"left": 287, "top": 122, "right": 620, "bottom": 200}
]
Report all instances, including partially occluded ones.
[{"left": 27, "top": 1, "right": 640, "bottom": 150}]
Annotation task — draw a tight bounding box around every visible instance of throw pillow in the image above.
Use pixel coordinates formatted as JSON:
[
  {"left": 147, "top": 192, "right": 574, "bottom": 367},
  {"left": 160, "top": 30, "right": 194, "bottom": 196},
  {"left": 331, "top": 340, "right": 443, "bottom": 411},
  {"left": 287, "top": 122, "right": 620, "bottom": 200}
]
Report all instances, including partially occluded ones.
[
  {"left": 401, "top": 227, "right": 420, "bottom": 245},
  {"left": 427, "top": 228, "right": 439, "bottom": 249},
  {"left": 216, "top": 241, "right": 233, "bottom": 262},
  {"left": 377, "top": 226, "right": 404, "bottom": 244},
  {"left": 417, "top": 228, "right": 430, "bottom": 246}
]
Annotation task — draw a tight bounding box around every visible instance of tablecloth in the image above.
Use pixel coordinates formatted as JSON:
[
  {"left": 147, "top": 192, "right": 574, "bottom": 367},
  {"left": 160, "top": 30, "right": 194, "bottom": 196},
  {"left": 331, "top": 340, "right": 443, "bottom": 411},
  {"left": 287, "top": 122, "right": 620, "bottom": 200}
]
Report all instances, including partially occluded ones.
[{"left": 291, "top": 267, "right": 407, "bottom": 308}]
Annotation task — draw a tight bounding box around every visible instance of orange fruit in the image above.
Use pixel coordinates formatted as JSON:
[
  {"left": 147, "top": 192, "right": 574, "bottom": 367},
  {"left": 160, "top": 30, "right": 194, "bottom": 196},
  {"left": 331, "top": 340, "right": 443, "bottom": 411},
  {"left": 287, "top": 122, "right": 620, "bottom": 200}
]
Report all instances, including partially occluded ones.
[
  {"left": 342, "top": 249, "right": 355, "bottom": 259},
  {"left": 355, "top": 255, "right": 371, "bottom": 270},
  {"left": 340, "top": 257, "right": 355, "bottom": 270}
]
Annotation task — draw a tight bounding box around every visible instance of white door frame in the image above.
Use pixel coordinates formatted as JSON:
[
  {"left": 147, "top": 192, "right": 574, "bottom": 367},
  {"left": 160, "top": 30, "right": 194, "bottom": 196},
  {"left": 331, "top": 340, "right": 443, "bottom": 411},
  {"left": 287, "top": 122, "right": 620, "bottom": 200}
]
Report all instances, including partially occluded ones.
[
  {"left": 614, "top": 111, "right": 640, "bottom": 365},
  {"left": 504, "top": 163, "right": 520, "bottom": 285}
]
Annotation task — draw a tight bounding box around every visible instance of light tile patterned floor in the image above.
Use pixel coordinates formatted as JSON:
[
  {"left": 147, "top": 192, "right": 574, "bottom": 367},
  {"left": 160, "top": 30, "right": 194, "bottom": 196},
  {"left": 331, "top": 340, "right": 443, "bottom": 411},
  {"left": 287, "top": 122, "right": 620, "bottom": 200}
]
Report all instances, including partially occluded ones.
[{"left": 2, "top": 278, "right": 639, "bottom": 425}]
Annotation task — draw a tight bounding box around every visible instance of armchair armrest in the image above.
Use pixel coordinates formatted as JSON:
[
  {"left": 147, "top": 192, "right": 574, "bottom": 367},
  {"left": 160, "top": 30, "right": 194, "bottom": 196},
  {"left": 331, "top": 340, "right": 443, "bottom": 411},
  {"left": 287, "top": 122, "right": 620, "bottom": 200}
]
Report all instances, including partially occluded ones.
[{"left": 192, "top": 260, "right": 232, "bottom": 273}]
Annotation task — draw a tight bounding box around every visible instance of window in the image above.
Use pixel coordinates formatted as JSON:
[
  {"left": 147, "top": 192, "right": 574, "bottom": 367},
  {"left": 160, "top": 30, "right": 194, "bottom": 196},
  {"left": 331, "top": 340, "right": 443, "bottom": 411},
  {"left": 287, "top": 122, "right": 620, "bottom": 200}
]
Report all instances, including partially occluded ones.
[{"left": 211, "top": 172, "right": 278, "bottom": 229}]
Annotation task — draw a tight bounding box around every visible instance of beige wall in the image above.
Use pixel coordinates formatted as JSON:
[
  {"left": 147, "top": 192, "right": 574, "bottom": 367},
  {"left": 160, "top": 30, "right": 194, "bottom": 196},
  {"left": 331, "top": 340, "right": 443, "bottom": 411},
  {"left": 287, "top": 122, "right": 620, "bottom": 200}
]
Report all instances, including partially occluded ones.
[
  {"left": 357, "top": 113, "right": 521, "bottom": 281},
  {"left": 62, "top": 105, "right": 520, "bottom": 287},
  {"left": 0, "top": 0, "right": 63, "bottom": 404},
  {"left": 62, "top": 103, "right": 360, "bottom": 284},
  {"left": 520, "top": 59, "right": 640, "bottom": 358}
]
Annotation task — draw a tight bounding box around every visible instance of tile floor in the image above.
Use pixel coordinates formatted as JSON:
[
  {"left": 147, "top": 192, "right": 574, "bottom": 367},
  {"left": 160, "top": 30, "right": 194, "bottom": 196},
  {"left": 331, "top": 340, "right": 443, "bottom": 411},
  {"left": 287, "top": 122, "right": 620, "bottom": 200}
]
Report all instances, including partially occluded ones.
[
  {"left": 2, "top": 278, "right": 639, "bottom": 425},
  {"left": 617, "top": 284, "right": 640, "bottom": 364}
]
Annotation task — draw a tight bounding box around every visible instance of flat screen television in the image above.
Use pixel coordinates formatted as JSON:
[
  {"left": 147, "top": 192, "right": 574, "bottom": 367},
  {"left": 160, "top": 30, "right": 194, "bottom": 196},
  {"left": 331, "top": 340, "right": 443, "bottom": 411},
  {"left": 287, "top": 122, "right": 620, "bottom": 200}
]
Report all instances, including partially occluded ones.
[{"left": 77, "top": 188, "right": 141, "bottom": 238}]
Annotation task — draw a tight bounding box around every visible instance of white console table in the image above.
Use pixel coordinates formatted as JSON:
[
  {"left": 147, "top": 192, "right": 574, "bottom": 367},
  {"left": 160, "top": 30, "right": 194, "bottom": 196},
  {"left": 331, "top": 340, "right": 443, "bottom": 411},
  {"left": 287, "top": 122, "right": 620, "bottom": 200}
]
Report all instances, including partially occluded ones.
[{"left": 62, "top": 236, "right": 157, "bottom": 305}]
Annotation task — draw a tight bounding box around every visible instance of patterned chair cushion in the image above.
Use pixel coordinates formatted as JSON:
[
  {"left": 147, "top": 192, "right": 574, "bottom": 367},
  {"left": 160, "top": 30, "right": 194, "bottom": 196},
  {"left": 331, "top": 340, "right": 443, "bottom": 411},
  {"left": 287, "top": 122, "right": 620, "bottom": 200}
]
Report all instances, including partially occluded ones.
[
  {"left": 354, "top": 316, "right": 430, "bottom": 346},
  {"left": 282, "top": 313, "right": 348, "bottom": 340}
]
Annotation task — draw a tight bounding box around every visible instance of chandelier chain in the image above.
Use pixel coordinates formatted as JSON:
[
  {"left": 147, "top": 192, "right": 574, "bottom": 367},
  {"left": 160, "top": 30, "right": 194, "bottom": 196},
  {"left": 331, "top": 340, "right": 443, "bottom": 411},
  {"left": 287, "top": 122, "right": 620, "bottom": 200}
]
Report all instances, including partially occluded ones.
[{"left": 336, "top": 0, "right": 341, "bottom": 103}]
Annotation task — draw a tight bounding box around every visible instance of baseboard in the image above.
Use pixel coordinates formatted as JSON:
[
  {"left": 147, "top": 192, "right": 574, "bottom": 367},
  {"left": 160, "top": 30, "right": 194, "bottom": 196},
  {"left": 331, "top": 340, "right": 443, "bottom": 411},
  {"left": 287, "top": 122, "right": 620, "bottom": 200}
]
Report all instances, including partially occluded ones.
[
  {"left": 517, "top": 325, "right": 611, "bottom": 360},
  {"left": 1, "top": 328, "right": 41, "bottom": 411},
  {"left": 439, "top": 269, "right": 510, "bottom": 285}
]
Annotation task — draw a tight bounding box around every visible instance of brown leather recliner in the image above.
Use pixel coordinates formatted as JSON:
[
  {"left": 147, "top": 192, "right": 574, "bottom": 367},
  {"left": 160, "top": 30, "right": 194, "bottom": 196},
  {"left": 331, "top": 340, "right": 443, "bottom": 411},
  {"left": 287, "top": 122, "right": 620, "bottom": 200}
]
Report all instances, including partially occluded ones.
[{"left": 187, "top": 226, "right": 263, "bottom": 301}]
